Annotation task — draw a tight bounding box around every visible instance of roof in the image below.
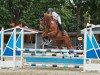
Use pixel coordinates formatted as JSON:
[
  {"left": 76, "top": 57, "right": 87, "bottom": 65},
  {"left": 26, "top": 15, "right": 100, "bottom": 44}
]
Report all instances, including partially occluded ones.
[
  {"left": 0, "top": 26, "right": 42, "bottom": 35},
  {"left": 81, "top": 23, "right": 100, "bottom": 34}
]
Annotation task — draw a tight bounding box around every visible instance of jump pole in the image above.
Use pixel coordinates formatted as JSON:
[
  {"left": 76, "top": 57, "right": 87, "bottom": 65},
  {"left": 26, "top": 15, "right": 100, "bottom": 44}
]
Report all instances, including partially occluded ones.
[{"left": 0, "top": 28, "right": 4, "bottom": 69}]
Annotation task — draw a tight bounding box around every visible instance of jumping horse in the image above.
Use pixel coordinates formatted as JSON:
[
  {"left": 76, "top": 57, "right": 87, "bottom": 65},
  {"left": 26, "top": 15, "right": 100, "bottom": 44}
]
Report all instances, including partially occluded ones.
[{"left": 39, "top": 13, "right": 72, "bottom": 49}]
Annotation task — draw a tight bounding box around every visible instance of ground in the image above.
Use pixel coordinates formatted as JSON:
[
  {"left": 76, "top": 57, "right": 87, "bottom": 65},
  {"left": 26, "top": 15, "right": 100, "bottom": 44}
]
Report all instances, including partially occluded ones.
[{"left": 0, "top": 68, "right": 100, "bottom": 75}]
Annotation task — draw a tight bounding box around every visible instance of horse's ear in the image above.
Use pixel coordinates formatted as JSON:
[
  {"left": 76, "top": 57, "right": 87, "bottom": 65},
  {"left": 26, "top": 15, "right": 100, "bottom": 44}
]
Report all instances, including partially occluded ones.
[{"left": 38, "top": 12, "right": 44, "bottom": 20}]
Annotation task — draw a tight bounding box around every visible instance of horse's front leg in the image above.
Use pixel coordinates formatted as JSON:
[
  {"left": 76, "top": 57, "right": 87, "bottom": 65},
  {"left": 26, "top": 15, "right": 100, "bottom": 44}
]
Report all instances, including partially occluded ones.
[
  {"left": 47, "top": 32, "right": 54, "bottom": 37},
  {"left": 42, "top": 32, "right": 48, "bottom": 37}
]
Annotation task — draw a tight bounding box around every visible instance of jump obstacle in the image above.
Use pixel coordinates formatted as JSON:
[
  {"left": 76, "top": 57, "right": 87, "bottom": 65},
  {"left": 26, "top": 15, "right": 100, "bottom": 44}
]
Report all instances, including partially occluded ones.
[{"left": 0, "top": 23, "right": 100, "bottom": 72}]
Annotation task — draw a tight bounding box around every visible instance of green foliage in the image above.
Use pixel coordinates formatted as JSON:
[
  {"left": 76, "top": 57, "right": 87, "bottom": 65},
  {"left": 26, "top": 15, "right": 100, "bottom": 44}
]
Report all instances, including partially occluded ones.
[
  {"left": 87, "top": 0, "right": 100, "bottom": 24},
  {"left": 0, "top": 0, "right": 99, "bottom": 32},
  {"left": 0, "top": 0, "right": 73, "bottom": 30},
  {"left": 60, "top": 6, "right": 77, "bottom": 32}
]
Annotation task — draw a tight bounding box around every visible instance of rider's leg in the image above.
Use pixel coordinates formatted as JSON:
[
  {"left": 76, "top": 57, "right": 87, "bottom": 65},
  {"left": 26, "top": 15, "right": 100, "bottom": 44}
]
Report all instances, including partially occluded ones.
[{"left": 57, "top": 23, "right": 65, "bottom": 35}]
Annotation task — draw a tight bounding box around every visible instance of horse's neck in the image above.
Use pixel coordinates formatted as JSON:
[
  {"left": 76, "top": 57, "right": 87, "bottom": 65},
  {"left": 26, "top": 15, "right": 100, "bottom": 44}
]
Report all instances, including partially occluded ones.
[
  {"left": 50, "top": 20, "right": 59, "bottom": 35},
  {"left": 45, "top": 20, "right": 58, "bottom": 32}
]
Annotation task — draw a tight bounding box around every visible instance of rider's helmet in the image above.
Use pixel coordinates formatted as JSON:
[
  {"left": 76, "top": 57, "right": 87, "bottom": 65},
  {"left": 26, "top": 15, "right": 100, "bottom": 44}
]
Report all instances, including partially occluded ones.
[{"left": 48, "top": 8, "right": 53, "bottom": 12}]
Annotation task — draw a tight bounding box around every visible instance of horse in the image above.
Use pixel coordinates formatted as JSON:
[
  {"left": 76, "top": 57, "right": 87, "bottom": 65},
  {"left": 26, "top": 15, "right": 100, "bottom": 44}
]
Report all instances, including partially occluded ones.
[{"left": 39, "top": 13, "right": 72, "bottom": 49}]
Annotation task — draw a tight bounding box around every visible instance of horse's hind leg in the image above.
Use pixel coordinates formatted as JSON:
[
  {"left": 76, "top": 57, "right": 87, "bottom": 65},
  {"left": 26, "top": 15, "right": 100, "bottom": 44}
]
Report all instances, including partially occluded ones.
[
  {"left": 57, "top": 44, "right": 63, "bottom": 49},
  {"left": 65, "top": 39, "right": 72, "bottom": 49},
  {"left": 56, "top": 41, "right": 63, "bottom": 49},
  {"left": 64, "top": 34, "right": 72, "bottom": 49}
]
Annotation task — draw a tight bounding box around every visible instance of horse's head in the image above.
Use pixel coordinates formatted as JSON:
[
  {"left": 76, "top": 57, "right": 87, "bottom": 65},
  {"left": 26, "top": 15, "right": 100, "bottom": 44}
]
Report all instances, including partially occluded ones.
[{"left": 39, "top": 13, "right": 52, "bottom": 30}]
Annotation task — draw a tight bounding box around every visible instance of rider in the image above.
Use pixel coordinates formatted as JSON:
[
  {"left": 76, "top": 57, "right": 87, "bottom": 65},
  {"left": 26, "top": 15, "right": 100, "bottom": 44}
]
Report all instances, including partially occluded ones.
[{"left": 48, "top": 8, "right": 65, "bottom": 35}]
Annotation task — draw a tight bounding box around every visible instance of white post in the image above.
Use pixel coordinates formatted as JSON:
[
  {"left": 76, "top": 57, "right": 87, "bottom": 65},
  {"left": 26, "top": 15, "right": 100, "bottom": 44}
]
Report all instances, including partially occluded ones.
[
  {"left": 83, "top": 28, "right": 87, "bottom": 72},
  {"left": 20, "top": 28, "right": 24, "bottom": 68},
  {"left": 89, "top": 24, "right": 92, "bottom": 64},
  {"left": 35, "top": 33, "right": 37, "bottom": 49},
  {"left": 13, "top": 28, "right": 16, "bottom": 68},
  {"left": 35, "top": 33, "right": 38, "bottom": 55},
  {"left": 1, "top": 28, "right": 4, "bottom": 61},
  {"left": 42, "top": 39, "right": 44, "bottom": 49}
]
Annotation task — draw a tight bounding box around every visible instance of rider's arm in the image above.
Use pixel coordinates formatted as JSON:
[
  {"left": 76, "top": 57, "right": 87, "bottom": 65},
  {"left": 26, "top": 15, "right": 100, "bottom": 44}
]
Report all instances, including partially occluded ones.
[
  {"left": 52, "top": 12, "right": 61, "bottom": 24},
  {"left": 57, "top": 15, "right": 61, "bottom": 25}
]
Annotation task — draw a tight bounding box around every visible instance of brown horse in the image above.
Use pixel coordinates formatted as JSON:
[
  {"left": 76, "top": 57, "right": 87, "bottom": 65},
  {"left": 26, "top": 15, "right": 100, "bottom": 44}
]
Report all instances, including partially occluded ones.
[{"left": 39, "top": 13, "right": 72, "bottom": 49}]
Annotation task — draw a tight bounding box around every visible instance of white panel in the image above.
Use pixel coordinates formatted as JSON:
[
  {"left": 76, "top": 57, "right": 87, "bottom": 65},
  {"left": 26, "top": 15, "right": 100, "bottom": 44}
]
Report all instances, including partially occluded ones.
[
  {"left": 0, "top": 61, "right": 21, "bottom": 68},
  {"left": 85, "top": 64, "right": 100, "bottom": 71}
]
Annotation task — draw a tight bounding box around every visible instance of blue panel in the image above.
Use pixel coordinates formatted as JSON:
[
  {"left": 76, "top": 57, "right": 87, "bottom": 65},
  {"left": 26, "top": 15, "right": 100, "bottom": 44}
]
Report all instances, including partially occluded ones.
[
  {"left": 92, "top": 34, "right": 99, "bottom": 49},
  {"left": 16, "top": 34, "right": 21, "bottom": 48},
  {"left": 3, "top": 32, "right": 21, "bottom": 56},
  {"left": 16, "top": 50, "right": 21, "bottom": 56},
  {"left": 3, "top": 47, "right": 13, "bottom": 56},
  {"left": 0, "top": 33, "right": 1, "bottom": 55},
  {"left": 16, "top": 34, "right": 21, "bottom": 56},
  {"left": 3, "top": 33, "right": 14, "bottom": 56},
  {"left": 86, "top": 33, "right": 93, "bottom": 50},
  {"left": 86, "top": 49, "right": 97, "bottom": 58},
  {"left": 96, "top": 49, "right": 100, "bottom": 58},
  {"left": 0, "top": 33, "right": 1, "bottom": 49},
  {"left": 7, "top": 33, "right": 14, "bottom": 49},
  {"left": 0, "top": 49, "right": 1, "bottom": 55},
  {"left": 24, "top": 57, "right": 83, "bottom": 64},
  {"left": 3, "top": 47, "right": 21, "bottom": 56}
]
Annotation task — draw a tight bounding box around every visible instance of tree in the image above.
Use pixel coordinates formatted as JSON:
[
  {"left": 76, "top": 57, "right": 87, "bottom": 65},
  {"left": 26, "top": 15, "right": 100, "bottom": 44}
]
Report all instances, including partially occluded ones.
[
  {"left": 69, "top": 0, "right": 88, "bottom": 36},
  {"left": 60, "top": 1, "right": 77, "bottom": 32},
  {"left": 0, "top": 0, "right": 67, "bottom": 29},
  {"left": 87, "top": 0, "right": 100, "bottom": 24},
  {"left": 0, "top": 0, "right": 11, "bottom": 28}
]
